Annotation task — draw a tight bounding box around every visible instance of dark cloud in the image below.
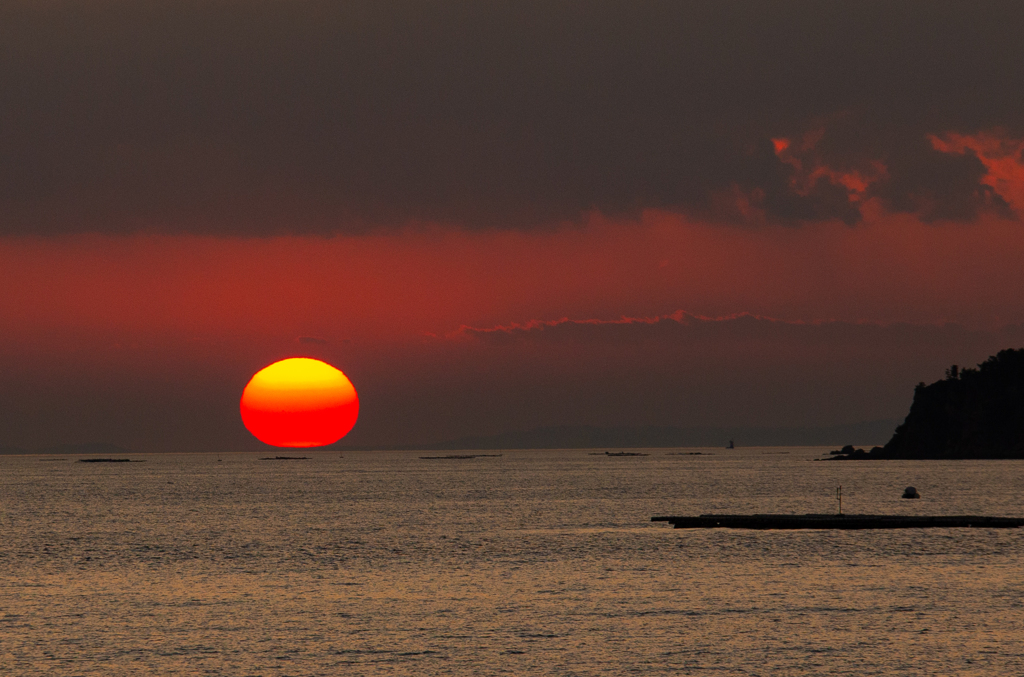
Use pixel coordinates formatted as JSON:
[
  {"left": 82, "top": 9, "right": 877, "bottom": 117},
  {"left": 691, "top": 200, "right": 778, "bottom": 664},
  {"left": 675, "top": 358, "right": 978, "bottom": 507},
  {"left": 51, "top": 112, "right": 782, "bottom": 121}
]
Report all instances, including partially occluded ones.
[
  {"left": 736, "top": 139, "right": 865, "bottom": 226},
  {"left": 870, "top": 140, "right": 1014, "bottom": 222},
  {"left": 2, "top": 0, "right": 1023, "bottom": 234}
]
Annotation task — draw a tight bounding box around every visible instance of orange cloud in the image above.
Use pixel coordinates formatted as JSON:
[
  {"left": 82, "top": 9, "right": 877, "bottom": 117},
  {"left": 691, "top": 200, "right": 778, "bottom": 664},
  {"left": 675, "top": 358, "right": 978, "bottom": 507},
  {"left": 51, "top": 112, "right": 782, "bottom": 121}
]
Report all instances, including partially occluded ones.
[
  {"left": 770, "top": 127, "right": 887, "bottom": 203},
  {"left": 929, "top": 130, "right": 1024, "bottom": 214}
]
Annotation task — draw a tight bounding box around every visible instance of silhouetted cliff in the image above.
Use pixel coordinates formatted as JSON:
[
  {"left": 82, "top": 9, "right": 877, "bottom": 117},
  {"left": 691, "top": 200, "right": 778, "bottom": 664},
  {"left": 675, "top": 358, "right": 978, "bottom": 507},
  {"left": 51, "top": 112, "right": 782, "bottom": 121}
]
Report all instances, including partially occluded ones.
[{"left": 833, "top": 349, "right": 1024, "bottom": 459}]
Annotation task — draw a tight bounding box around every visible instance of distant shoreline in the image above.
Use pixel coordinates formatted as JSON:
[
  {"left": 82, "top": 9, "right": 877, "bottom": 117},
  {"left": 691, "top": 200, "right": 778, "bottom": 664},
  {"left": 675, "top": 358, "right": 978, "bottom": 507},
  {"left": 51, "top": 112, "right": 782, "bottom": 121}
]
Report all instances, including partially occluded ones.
[
  {"left": 2, "top": 444, "right": 886, "bottom": 455},
  {"left": 1, "top": 422, "right": 897, "bottom": 456}
]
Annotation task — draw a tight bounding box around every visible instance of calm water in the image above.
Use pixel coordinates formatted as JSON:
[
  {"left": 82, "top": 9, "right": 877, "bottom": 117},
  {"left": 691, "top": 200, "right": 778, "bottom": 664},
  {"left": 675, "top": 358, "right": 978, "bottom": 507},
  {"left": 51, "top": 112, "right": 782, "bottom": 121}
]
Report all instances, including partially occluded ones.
[{"left": 2, "top": 448, "right": 1023, "bottom": 675}]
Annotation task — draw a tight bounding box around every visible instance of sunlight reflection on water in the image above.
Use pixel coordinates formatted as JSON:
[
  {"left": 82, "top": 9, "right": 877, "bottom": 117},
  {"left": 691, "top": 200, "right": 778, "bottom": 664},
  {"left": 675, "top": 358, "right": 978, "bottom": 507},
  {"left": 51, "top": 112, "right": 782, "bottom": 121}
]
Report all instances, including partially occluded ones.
[{"left": 1, "top": 448, "right": 1023, "bottom": 675}]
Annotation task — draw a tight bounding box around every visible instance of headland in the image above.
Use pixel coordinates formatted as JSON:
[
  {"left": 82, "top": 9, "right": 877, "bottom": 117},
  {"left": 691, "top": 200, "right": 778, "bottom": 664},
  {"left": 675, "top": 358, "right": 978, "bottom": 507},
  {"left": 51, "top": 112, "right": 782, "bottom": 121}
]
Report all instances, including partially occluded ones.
[{"left": 830, "top": 348, "right": 1024, "bottom": 459}]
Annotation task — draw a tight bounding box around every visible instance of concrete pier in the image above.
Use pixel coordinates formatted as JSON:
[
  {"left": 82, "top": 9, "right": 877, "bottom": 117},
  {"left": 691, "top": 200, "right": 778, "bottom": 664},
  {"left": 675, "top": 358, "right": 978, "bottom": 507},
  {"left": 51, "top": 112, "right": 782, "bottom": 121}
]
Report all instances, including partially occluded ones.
[{"left": 651, "top": 514, "right": 1024, "bottom": 529}]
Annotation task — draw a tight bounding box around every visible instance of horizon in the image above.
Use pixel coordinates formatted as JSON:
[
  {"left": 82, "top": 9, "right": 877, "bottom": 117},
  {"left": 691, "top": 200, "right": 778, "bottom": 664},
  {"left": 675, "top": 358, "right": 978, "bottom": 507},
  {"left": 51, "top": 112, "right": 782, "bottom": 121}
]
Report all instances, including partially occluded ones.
[{"left": 0, "top": 417, "right": 900, "bottom": 455}]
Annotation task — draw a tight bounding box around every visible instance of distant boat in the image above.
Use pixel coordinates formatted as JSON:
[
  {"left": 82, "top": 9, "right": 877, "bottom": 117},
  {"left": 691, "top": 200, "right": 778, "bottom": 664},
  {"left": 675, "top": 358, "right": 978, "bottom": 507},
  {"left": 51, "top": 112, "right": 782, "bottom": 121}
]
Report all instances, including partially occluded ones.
[{"left": 726, "top": 440, "right": 734, "bottom": 449}]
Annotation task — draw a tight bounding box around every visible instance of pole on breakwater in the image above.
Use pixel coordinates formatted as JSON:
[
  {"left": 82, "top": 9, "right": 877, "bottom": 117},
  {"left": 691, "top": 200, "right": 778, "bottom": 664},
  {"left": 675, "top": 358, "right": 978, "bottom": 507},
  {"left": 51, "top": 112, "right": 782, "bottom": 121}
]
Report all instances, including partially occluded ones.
[{"left": 837, "top": 485, "right": 842, "bottom": 515}]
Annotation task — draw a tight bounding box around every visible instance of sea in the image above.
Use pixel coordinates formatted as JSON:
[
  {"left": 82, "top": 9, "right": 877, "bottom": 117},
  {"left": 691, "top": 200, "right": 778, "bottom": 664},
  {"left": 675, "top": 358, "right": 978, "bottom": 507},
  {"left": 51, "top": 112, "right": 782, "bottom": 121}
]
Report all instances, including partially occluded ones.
[{"left": 2, "top": 447, "right": 1022, "bottom": 676}]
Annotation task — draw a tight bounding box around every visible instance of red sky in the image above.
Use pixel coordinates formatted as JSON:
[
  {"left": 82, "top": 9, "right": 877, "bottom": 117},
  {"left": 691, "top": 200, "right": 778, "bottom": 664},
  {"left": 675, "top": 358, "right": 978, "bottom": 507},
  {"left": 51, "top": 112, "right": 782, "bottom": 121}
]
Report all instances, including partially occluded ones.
[
  {"left": 4, "top": 156, "right": 1024, "bottom": 450},
  {"left": 3, "top": 2, "right": 1024, "bottom": 451}
]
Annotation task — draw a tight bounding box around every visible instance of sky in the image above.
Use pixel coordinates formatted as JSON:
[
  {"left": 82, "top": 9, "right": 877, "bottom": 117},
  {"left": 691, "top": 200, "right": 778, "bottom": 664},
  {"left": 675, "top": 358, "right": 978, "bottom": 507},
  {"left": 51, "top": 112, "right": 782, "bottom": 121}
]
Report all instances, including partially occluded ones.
[{"left": 3, "top": 0, "right": 1024, "bottom": 452}]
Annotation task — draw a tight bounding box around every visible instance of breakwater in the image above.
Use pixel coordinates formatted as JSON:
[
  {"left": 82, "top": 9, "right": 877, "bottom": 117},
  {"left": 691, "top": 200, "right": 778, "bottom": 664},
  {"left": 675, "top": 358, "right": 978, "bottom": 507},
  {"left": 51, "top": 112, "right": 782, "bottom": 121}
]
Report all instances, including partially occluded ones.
[{"left": 652, "top": 514, "right": 1024, "bottom": 529}]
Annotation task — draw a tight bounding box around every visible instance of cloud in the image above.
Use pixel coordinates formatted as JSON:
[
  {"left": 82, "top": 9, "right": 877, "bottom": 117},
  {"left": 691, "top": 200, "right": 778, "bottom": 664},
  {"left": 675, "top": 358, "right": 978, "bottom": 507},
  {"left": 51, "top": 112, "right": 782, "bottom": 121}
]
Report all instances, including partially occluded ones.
[
  {"left": 764, "top": 119, "right": 1020, "bottom": 225},
  {"left": 454, "top": 311, "right": 1018, "bottom": 351},
  {"left": 2, "top": 1, "right": 1024, "bottom": 234},
  {"left": 871, "top": 138, "right": 1014, "bottom": 222}
]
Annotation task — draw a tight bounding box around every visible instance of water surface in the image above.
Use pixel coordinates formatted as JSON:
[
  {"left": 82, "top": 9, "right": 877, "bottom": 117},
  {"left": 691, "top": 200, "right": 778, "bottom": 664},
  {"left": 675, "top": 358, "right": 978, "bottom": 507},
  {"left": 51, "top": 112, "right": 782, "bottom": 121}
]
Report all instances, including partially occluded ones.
[{"left": 2, "top": 448, "right": 1022, "bottom": 675}]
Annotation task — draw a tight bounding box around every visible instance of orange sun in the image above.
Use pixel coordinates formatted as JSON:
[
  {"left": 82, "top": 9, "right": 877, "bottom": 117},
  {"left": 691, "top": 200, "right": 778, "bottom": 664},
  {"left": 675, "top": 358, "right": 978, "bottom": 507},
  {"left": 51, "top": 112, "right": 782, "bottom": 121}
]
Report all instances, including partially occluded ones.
[{"left": 240, "top": 357, "right": 359, "bottom": 447}]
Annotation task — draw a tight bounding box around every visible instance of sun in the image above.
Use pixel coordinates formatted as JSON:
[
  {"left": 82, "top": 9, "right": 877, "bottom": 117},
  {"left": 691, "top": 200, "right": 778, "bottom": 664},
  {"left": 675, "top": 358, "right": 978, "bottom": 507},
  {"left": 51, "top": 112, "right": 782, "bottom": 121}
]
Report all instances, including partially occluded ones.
[{"left": 240, "top": 358, "right": 359, "bottom": 447}]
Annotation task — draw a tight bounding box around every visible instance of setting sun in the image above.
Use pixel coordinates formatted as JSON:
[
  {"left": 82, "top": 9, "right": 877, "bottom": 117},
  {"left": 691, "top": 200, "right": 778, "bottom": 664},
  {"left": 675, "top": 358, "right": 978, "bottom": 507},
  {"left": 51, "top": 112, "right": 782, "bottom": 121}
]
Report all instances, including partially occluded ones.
[{"left": 240, "top": 358, "right": 359, "bottom": 447}]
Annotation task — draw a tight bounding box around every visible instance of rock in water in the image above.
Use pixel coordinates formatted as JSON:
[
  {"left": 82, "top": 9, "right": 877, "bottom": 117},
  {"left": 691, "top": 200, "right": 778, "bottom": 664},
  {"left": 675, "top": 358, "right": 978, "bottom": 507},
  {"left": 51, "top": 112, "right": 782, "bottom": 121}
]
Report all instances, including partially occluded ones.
[{"left": 902, "top": 486, "right": 920, "bottom": 499}]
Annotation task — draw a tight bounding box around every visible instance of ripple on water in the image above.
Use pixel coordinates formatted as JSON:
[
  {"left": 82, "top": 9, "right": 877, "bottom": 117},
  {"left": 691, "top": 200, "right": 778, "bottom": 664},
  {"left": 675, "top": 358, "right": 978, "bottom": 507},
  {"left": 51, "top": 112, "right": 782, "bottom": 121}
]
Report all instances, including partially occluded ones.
[{"left": 1, "top": 448, "right": 1022, "bottom": 675}]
